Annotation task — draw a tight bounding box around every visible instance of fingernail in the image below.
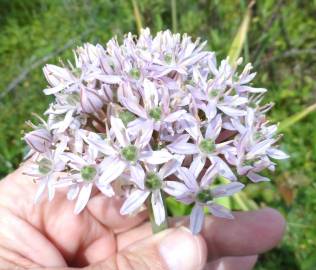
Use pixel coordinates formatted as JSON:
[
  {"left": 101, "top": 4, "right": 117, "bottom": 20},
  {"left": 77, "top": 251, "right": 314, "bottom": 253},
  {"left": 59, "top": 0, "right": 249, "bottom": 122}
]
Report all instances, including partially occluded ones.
[{"left": 159, "top": 227, "right": 206, "bottom": 270}]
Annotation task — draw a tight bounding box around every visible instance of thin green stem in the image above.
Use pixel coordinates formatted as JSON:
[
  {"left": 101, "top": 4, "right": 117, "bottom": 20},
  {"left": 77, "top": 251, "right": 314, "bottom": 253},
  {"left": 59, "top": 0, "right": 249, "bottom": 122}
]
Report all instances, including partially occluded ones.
[
  {"left": 232, "top": 193, "right": 250, "bottom": 211},
  {"left": 147, "top": 193, "right": 169, "bottom": 234},
  {"left": 241, "top": 0, "right": 250, "bottom": 63},
  {"left": 171, "top": 0, "right": 178, "bottom": 33},
  {"left": 278, "top": 103, "right": 316, "bottom": 132},
  {"left": 131, "top": 0, "right": 143, "bottom": 34}
]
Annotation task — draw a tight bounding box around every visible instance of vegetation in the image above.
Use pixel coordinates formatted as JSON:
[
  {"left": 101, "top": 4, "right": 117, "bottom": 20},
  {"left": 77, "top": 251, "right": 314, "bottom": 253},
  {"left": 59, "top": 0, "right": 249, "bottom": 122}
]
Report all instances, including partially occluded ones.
[{"left": 0, "top": 0, "right": 316, "bottom": 269}]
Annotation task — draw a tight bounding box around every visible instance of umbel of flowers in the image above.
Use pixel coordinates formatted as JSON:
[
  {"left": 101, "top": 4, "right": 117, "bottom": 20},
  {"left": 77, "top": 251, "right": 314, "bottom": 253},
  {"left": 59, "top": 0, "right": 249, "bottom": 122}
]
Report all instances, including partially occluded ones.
[{"left": 24, "top": 28, "right": 288, "bottom": 234}]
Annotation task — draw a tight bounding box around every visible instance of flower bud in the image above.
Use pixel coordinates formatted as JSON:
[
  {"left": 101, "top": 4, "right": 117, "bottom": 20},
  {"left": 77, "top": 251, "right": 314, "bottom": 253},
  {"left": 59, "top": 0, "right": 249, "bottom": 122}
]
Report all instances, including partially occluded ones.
[
  {"left": 43, "top": 64, "right": 73, "bottom": 87},
  {"left": 80, "top": 88, "right": 104, "bottom": 113},
  {"left": 24, "top": 129, "right": 52, "bottom": 153}
]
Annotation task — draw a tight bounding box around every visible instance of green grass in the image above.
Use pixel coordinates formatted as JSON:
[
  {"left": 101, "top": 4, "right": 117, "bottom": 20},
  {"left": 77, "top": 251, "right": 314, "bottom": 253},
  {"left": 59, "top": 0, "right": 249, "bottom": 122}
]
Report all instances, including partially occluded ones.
[{"left": 1, "top": 1, "right": 316, "bottom": 269}]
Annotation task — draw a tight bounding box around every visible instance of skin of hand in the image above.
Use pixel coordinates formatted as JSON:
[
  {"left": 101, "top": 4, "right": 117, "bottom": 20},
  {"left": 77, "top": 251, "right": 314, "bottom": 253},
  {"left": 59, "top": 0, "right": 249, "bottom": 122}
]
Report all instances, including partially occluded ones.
[{"left": 0, "top": 162, "right": 285, "bottom": 270}]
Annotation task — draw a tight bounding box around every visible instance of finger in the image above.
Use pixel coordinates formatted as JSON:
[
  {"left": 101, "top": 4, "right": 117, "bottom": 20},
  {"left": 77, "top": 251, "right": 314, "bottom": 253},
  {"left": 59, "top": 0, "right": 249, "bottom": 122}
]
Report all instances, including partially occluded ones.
[
  {"left": 201, "top": 208, "right": 285, "bottom": 259},
  {"left": 204, "top": 255, "right": 258, "bottom": 270},
  {"left": 117, "top": 221, "right": 152, "bottom": 249},
  {"left": 100, "top": 227, "right": 207, "bottom": 270},
  {"left": 87, "top": 193, "right": 148, "bottom": 233},
  {"left": 0, "top": 209, "right": 67, "bottom": 268},
  {"left": 118, "top": 208, "right": 285, "bottom": 260}
]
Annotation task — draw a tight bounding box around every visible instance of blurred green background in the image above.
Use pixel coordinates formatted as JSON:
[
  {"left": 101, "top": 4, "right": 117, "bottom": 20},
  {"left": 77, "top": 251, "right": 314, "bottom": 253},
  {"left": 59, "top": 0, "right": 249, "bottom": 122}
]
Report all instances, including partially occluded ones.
[{"left": 0, "top": 0, "right": 316, "bottom": 269}]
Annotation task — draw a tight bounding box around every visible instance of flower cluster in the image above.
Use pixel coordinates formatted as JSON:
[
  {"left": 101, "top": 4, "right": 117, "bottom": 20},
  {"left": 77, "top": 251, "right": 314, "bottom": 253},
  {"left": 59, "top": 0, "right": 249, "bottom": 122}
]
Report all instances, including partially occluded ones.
[{"left": 24, "top": 29, "right": 288, "bottom": 234}]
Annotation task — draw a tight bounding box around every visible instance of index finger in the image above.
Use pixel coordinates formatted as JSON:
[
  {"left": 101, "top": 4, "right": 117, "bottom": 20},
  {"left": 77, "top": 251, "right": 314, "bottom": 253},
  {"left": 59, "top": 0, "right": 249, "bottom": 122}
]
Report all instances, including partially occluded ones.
[
  {"left": 201, "top": 207, "right": 286, "bottom": 260},
  {"left": 117, "top": 207, "right": 285, "bottom": 260}
]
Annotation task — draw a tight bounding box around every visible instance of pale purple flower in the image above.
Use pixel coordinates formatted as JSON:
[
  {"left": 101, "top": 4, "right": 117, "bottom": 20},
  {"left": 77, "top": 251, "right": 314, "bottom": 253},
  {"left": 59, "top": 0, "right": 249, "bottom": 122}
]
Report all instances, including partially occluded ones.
[
  {"left": 83, "top": 116, "right": 173, "bottom": 188},
  {"left": 148, "top": 30, "right": 210, "bottom": 77},
  {"left": 167, "top": 115, "right": 237, "bottom": 181},
  {"left": 190, "top": 67, "right": 248, "bottom": 120},
  {"left": 120, "top": 158, "right": 187, "bottom": 225},
  {"left": 121, "top": 79, "right": 186, "bottom": 138},
  {"left": 58, "top": 148, "right": 114, "bottom": 214},
  {"left": 233, "top": 63, "right": 267, "bottom": 94},
  {"left": 24, "top": 137, "right": 67, "bottom": 203},
  {"left": 176, "top": 164, "right": 244, "bottom": 234},
  {"left": 226, "top": 108, "right": 289, "bottom": 182}
]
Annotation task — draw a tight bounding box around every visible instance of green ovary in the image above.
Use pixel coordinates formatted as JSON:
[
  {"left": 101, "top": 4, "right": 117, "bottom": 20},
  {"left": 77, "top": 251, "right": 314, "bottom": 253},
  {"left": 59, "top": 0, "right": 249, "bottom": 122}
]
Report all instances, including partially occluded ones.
[
  {"left": 149, "top": 107, "right": 162, "bottom": 121},
  {"left": 164, "top": 53, "right": 172, "bottom": 64},
  {"left": 119, "top": 111, "right": 136, "bottom": 126},
  {"left": 129, "top": 68, "right": 140, "bottom": 79},
  {"left": 196, "top": 189, "right": 213, "bottom": 203},
  {"left": 121, "top": 145, "right": 138, "bottom": 162},
  {"left": 209, "top": 89, "right": 219, "bottom": 97},
  {"left": 199, "top": 139, "right": 215, "bottom": 154},
  {"left": 38, "top": 158, "right": 52, "bottom": 175},
  {"left": 66, "top": 92, "right": 80, "bottom": 105},
  {"left": 80, "top": 166, "right": 97, "bottom": 182},
  {"left": 145, "top": 172, "right": 162, "bottom": 190}
]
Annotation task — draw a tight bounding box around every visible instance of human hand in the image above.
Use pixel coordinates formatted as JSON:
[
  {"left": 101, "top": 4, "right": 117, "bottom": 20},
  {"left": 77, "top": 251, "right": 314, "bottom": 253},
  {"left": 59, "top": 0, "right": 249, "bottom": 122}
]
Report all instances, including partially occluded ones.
[{"left": 0, "top": 162, "right": 285, "bottom": 270}]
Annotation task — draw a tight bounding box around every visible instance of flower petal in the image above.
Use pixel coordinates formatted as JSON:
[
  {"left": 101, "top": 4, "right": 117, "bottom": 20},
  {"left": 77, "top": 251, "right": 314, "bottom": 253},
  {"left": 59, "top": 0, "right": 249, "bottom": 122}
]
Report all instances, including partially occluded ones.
[
  {"left": 120, "top": 189, "right": 150, "bottom": 215},
  {"left": 211, "top": 182, "right": 245, "bottom": 198},
  {"left": 177, "top": 167, "right": 199, "bottom": 192},
  {"left": 110, "top": 116, "right": 130, "bottom": 147},
  {"left": 67, "top": 184, "right": 80, "bottom": 200},
  {"left": 99, "top": 156, "right": 127, "bottom": 184},
  {"left": 74, "top": 183, "right": 93, "bottom": 214},
  {"left": 163, "top": 181, "right": 189, "bottom": 197},
  {"left": 164, "top": 110, "right": 186, "bottom": 122},
  {"left": 267, "top": 148, "right": 289, "bottom": 160},
  {"left": 96, "top": 74, "right": 121, "bottom": 84},
  {"left": 217, "top": 105, "right": 246, "bottom": 117},
  {"left": 135, "top": 120, "right": 154, "bottom": 148},
  {"left": 210, "top": 156, "right": 237, "bottom": 181},
  {"left": 247, "top": 139, "right": 275, "bottom": 159},
  {"left": 205, "top": 114, "right": 222, "bottom": 140},
  {"left": 158, "top": 158, "right": 182, "bottom": 178},
  {"left": 60, "top": 152, "right": 86, "bottom": 166},
  {"left": 200, "top": 163, "right": 218, "bottom": 187},
  {"left": 143, "top": 79, "right": 158, "bottom": 109},
  {"left": 167, "top": 142, "right": 199, "bottom": 155},
  {"left": 151, "top": 190, "right": 166, "bottom": 226},
  {"left": 190, "top": 155, "right": 206, "bottom": 178},
  {"left": 96, "top": 182, "right": 115, "bottom": 197},
  {"left": 121, "top": 97, "right": 147, "bottom": 118},
  {"left": 58, "top": 109, "right": 74, "bottom": 132},
  {"left": 43, "top": 83, "right": 67, "bottom": 95},
  {"left": 237, "top": 85, "right": 267, "bottom": 93},
  {"left": 34, "top": 177, "right": 48, "bottom": 204},
  {"left": 140, "top": 149, "right": 173, "bottom": 164},
  {"left": 190, "top": 204, "right": 205, "bottom": 234},
  {"left": 208, "top": 203, "right": 234, "bottom": 219},
  {"left": 247, "top": 171, "right": 270, "bottom": 183},
  {"left": 130, "top": 164, "right": 145, "bottom": 189}
]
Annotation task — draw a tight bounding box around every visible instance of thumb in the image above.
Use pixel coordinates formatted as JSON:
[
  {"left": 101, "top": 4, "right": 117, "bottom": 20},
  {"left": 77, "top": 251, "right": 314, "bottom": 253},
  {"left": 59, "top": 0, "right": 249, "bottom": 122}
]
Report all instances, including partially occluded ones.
[{"left": 93, "top": 227, "right": 207, "bottom": 270}]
